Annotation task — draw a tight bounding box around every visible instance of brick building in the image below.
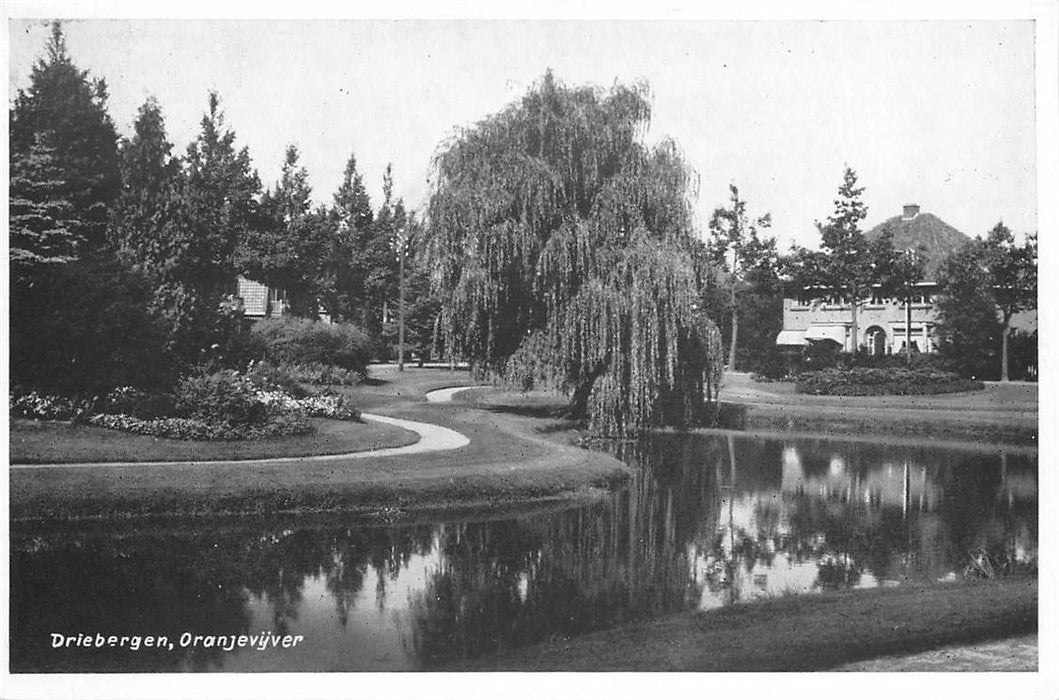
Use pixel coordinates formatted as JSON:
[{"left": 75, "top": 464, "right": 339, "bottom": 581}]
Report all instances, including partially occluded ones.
[{"left": 777, "top": 205, "right": 969, "bottom": 355}]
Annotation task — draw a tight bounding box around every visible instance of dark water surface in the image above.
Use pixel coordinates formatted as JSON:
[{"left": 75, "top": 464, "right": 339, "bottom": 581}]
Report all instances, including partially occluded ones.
[{"left": 10, "top": 432, "right": 1037, "bottom": 672}]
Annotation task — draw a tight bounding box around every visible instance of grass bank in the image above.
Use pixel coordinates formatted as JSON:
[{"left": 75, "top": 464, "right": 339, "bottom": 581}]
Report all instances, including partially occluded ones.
[
  {"left": 719, "top": 373, "right": 1037, "bottom": 446},
  {"left": 455, "top": 575, "right": 1037, "bottom": 671},
  {"left": 9, "top": 416, "right": 418, "bottom": 464},
  {"left": 9, "top": 368, "right": 631, "bottom": 522}
]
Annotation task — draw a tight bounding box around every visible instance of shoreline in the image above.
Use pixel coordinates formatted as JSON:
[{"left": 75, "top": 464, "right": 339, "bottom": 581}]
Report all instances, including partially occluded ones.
[
  {"left": 452, "top": 576, "right": 1037, "bottom": 671},
  {"left": 7, "top": 367, "right": 1040, "bottom": 672},
  {"left": 9, "top": 368, "right": 1038, "bottom": 521},
  {"left": 9, "top": 377, "right": 633, "bottom": 522}
]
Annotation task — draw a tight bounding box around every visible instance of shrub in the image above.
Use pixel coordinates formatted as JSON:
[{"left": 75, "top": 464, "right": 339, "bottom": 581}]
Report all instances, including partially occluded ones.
[
  {"left": 101, "top": 386, "right": 176, "bottom": 419},
  {"left": 13, "top": 367, "right": 361, "bottom": 442},
  {"left": 748, "top": 346, "right": 795, "bottom": 381},
  {"left": 248, "top": 318, "right": 371, "bottom": 373},
  {"left": 10, "top": 258, "right": 176, "bottom": 396},
  {"left": 246, "top": 360, "right": 363, "bottom": 388},
  {"left": 802, "top": 341, "right": 844, "bottom": 371},
  {"left": 847, "top": 352, "right": 954, "bottom": 373},
  {"left": 794, "top": 366, "right": 985, "bottom": 396},
  {"left": 175, "top": 370, "right": 267, "bottom": 426}
]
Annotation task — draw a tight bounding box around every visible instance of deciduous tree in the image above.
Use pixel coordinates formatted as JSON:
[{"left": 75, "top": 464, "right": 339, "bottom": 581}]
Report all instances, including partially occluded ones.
[
  {"left": 707, "top": 184, "right": 776, "bottom": 370},
  {"left": 424, "top": 71, "right": 722, "bottom": 435},
  {"left": 935, "top": 243, "right": 1004, "bottom": 379},
  {"left": 938, "top": 223, "right": 1037, "bottom": 381}
]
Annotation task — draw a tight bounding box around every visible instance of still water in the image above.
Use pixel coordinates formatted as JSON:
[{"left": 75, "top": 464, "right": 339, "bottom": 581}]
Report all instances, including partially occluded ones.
[{"left": 10, "top": 432, "right": 1037, "bottom": 672}]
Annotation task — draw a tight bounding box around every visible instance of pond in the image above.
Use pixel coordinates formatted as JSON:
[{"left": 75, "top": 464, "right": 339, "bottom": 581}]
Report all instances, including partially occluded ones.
[{"left": 9, "top": 432, "right": 1037, "bottom": 672}]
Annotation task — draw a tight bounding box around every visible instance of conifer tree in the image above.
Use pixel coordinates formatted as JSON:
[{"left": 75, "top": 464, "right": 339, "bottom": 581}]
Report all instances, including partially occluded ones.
[
  {"left": 9, "top": 137, "right": 80, "bottom": 279},
  {"left": 10, "top": 21, "right": 120, "bottom": 255},
  {"left": 314, "top": 154, "right": 374, "bottom": 322},
  {"left": 791, "top": 167, "right": 895, "bottom": 353},
  {"left": 9, "top": 21, "right": 162, "bottom": 392},
  {"left": 185, "top": 92, "right": 262, "bottom": 296}
]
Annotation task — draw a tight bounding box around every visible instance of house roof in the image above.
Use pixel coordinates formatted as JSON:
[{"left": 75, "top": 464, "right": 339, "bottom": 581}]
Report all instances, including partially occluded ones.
[{"left": 865, "top": 211, "right": 971, "bottom": 280}]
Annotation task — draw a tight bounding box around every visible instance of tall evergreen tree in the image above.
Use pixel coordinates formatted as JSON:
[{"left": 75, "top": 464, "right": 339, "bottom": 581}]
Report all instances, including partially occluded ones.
[
  {"left": 361, "top": 164, "right": 405, "bottom": 340},
  {"left": 185, "top": 92, "right": 262, "bottom": 295},
  {"left": 9, "top": 23, "right": 164, "bottom": 392},
  {"left": 9, "top": 136, "right": 81, "bottom": 279},
  {"left": 323, "top": 153, "right": 375, "bottom": 321},
  {"left": 333, "top": 153, "right": 374, "bottom": 233},
  {"left": 112, "top": 97, "right": 210, "bottom": 365},
  {"left": 238, "top": 144, "right": 328, "bottom": 317},
  {"left": 10, "top": 21, "right": 120, "bottom": 255}
]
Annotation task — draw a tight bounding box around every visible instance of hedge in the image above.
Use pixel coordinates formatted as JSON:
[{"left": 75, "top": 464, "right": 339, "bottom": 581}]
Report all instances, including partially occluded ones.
[
  {"left": 794, "top": 367, "right": 985, "bottom": 396},
  {"left": 247, "top": 318, "right": 371, "bottom": 374}
]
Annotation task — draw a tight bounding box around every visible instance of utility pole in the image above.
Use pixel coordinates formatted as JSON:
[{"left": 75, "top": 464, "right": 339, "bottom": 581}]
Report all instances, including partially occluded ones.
[{"left": 398, "top": 229, "right": 406, "bottom": 372}]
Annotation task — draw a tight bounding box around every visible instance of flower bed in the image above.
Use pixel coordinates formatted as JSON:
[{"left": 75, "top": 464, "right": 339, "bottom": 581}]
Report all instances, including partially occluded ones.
[
  {"left": 794, "top": 367, "right": 985, "bottom": 396},
  {"left": 11, "top": 368, "right": 360, "bottom": 442},
  {"left": 85, "top": 412, "right": 314, "bottom": 441}
]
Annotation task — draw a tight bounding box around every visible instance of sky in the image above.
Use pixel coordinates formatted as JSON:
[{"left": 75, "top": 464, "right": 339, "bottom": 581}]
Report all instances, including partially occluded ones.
[{"left": 6, "top": 13, "right": 1041, "bottom": 251}]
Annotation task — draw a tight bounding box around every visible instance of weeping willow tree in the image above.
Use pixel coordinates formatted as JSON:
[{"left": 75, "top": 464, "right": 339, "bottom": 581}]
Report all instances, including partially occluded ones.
[{"left": 424, "top": 71, "right": 722, "bottom": 435}]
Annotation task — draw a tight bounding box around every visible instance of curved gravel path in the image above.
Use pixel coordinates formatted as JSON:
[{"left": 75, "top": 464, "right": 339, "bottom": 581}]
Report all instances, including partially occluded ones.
[
  {"left": 9, "top": 412, "right": 469, "bottom": 469},
  {"left": 424, "top": 385, "right": 492, "bottom": 403}
]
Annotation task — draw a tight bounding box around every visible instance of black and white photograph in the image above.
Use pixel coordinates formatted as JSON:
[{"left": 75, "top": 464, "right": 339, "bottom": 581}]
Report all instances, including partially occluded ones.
[{"left": 3, "top": 2, "right": 1055, "bottom": 698}]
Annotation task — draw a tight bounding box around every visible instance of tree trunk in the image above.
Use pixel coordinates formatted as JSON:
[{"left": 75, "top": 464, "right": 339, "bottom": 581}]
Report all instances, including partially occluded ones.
[
  {"left": 569, "top": 362, "right": 607, "bottom": 419},
  {"left": 1001, "top": 315, "right": 1011, "bottom": 382},
  {"left": 728, "top": 283, "right": 738, "bottom": 371}
]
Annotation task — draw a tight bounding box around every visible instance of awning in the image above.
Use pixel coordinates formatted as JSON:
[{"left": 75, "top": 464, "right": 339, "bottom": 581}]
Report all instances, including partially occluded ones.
[
  {"left": 803, "top": 325, "right": 847, "bottom": 344},
  {"left": 775, "top": 329, "right": 806, "bottom": 346}
]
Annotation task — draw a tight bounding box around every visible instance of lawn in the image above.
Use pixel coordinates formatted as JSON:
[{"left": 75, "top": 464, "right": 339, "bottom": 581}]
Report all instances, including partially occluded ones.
[
  {"left": 9, "top": 416, "right": 418, "bottom": 464},
  {"left": 456, "top": 575, "right": 1037, "bottom": 671}
]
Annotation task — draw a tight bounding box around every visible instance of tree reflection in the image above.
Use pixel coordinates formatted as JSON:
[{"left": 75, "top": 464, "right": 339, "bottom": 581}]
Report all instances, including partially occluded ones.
[
  {"left": 9, "top": 523, "right": 434, "bottom": 672},
  {"left": 10, "top": 437, "right": 1038, "bottom": 672}
]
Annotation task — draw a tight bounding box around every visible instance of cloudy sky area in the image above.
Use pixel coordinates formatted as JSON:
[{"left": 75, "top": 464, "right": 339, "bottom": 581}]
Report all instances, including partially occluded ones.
[{"left": 8, "top": 17, "right": 1038, "bottom": 250}]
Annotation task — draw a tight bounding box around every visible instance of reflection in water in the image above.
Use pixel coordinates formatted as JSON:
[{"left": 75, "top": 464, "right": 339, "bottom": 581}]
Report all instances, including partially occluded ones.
[{"left": 10, "top": 434, "right": 1037, "bottom": 672}]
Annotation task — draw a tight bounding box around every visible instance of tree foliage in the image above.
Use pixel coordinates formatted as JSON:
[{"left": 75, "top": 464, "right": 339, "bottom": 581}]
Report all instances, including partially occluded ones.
[
  {"left": 186, "top": 92, "right": 262, "bottom": 295},
  {"left": 10, "top": 21, "right": 121, "bottom": 256},
  {"left": 787, "top": 167, "right": 895, "bottom": 352},
  {"left": 936, "top": 223, "right": 1037, "bottom": 381},
  {"left": 935, "top": 242, "right": 1004, "bottom": 379},
  {"left": 9, "top": 137, "right": 81, "bottom": 277},
  {"left": 362, "top": 165, "right": 406, "bottom": 340},
  {"left": 112, "top": 93, "right": 258, "bottom": 367},
  {"left": 875, "top": 234, "right": 927, "bottom": 364},
  {"left": 8, "top": 21, "right": 166, "bottom": 393},
  {"left": 706, "top": 184, "right": 776, "bottom": 369},
  {"left": 424, "top": 71, "right": 722, "bottom": 435},
  {"left": 324, "top": 153, "right": 376, "bottom": 322},
  {"left": 238, "top": 144, "right": 332, "bottom": 317}
]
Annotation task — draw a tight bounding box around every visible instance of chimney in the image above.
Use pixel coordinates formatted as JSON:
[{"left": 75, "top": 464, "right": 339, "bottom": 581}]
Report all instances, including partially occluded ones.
[{"left": 902, "top": 204, "right": 920, "bottom": 220}]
